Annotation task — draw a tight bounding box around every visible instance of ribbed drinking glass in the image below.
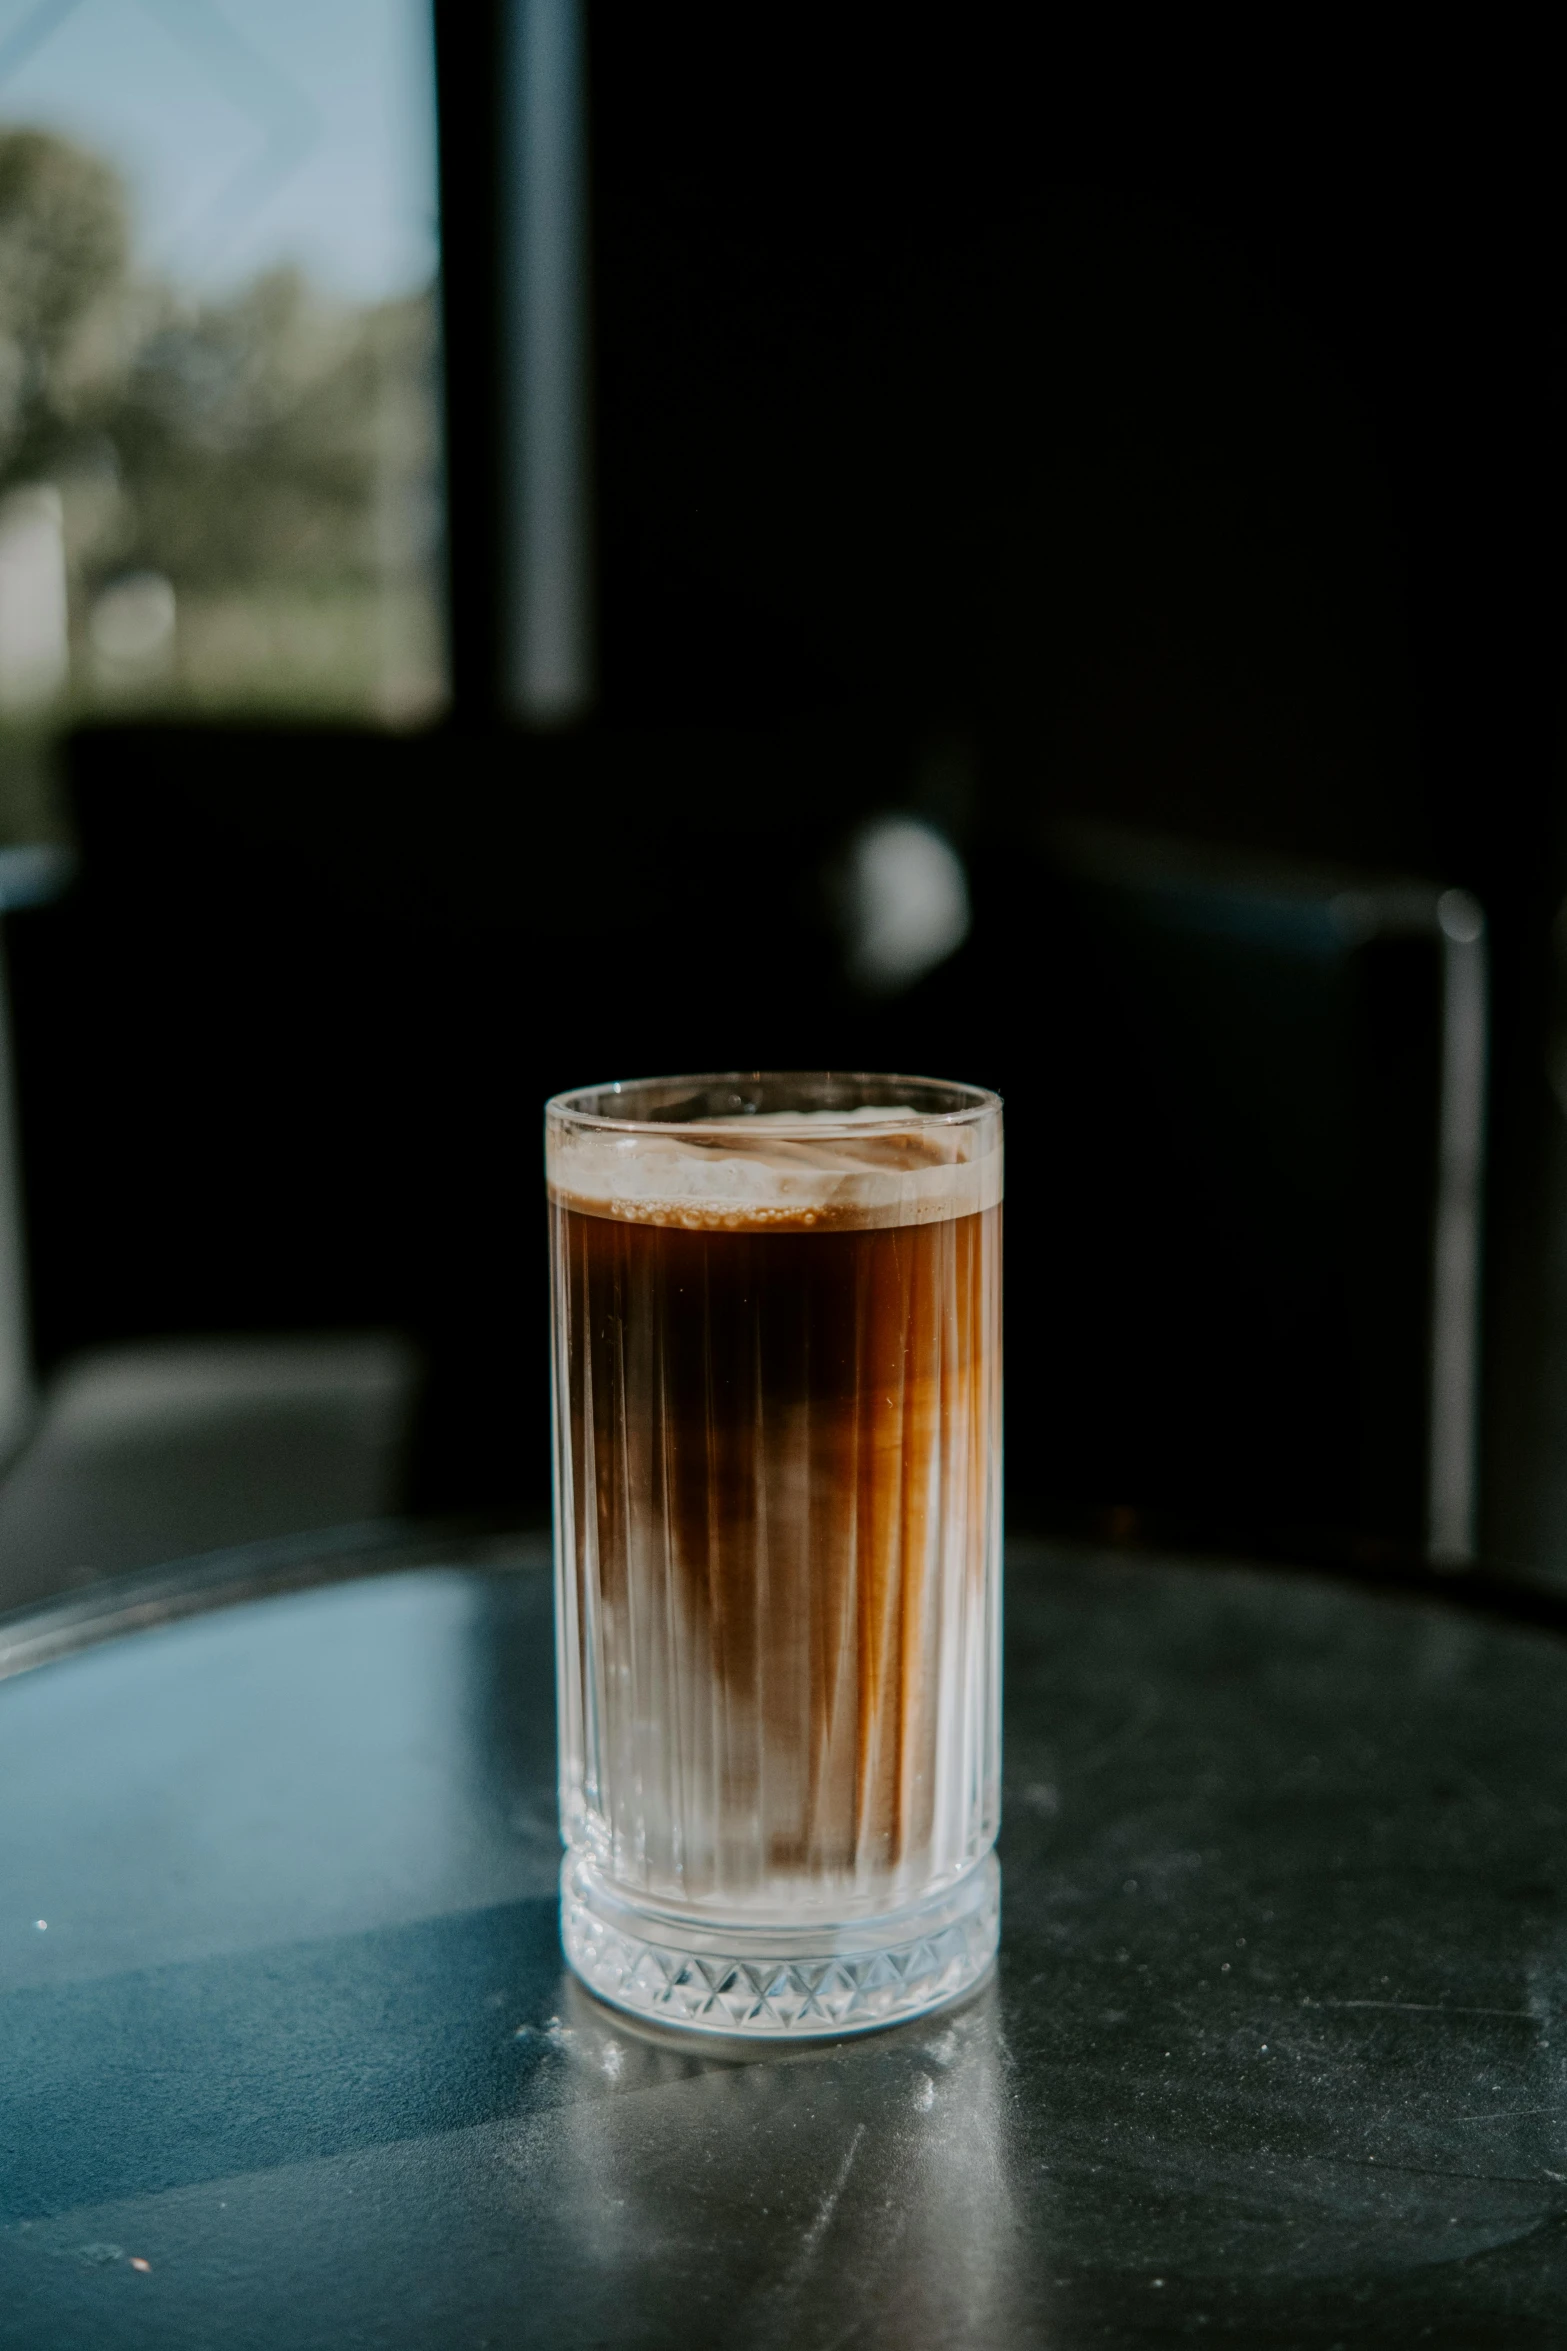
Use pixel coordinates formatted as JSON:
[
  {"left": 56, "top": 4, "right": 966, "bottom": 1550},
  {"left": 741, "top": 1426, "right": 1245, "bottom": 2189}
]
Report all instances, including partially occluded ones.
[{"left": 548, "top": 1071, "right": 1002, "bottom": 2036}]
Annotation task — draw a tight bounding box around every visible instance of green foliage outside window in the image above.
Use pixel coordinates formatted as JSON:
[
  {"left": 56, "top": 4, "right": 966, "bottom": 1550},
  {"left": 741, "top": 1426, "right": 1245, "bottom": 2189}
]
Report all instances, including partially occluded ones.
[{"left": 0, "top": 122, "right": 443, "bottom": 780}]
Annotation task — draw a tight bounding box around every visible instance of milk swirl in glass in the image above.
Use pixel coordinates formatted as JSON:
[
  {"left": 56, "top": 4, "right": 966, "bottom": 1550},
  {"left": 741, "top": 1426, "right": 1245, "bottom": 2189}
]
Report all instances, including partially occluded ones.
[{"left": 548, "top": 1073, "right": 1003, "bottom": 2036}]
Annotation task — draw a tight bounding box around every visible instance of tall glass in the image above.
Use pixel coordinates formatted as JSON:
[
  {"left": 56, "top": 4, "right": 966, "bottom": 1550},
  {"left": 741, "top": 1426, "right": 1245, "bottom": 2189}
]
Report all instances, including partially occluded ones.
[{"left": 547, "top": 1072, "right": 1003, "bottom": 2036}]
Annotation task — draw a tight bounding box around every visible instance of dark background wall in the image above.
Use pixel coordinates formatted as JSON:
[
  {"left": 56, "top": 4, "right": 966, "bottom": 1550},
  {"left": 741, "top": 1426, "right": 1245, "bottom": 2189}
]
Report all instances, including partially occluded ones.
[{"left": 9, "top": 14, "right": 1564, "bottom": 1557}]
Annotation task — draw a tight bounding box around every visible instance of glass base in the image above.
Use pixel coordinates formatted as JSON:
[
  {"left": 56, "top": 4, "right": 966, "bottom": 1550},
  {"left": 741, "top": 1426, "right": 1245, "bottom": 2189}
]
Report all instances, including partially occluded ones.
[{"left": 560, "top": 1850, "right": 1000, "bottom": 2039}]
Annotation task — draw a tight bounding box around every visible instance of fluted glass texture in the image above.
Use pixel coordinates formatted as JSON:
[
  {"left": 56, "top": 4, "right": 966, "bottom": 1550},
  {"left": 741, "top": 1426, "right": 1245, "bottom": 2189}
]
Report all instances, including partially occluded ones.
[{"left": 548, "top": 1075, "right": 1002, "bottom": 1938}]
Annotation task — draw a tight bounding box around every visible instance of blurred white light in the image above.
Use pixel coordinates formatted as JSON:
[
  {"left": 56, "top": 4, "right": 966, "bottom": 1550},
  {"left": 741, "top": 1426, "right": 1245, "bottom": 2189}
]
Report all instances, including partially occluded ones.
[
  {"left": 847, "top": 816, "right": 971, "bottom": 992},
  {"left": 89, "top": 573, "right": 177, "bottom": 680}
]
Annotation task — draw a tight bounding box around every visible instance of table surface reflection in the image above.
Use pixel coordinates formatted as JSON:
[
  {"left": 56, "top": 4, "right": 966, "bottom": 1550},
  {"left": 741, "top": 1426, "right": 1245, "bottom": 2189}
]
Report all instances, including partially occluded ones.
[{"left": 4, "top": 1529, "right": 1567, "bottom": 2347}]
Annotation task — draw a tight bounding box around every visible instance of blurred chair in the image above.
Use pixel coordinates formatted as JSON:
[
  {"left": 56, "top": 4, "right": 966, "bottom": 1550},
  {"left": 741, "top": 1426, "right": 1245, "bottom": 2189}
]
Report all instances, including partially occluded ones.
[
  {"left": 984, "top": 827, "right": 1487, "bottom": 1563},
  {"left": 1, "top": 724, "right": 870, "bottom": 1539},
  {"left": 0, "top": 844, "right": 420, "bottom": 1614}
]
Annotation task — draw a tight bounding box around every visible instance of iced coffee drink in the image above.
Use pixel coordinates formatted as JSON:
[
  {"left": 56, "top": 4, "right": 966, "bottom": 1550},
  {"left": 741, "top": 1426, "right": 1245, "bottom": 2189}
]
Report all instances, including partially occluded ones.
[{"left": 547, "top": 1073, "right": 1002, "bottom": 2035}]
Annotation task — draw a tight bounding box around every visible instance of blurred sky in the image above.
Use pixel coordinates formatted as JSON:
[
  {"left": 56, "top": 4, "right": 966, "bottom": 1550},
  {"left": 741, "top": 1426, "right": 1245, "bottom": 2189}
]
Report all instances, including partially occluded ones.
[{"left": 0, "top": 0, "right": 438, "bottom": 302}]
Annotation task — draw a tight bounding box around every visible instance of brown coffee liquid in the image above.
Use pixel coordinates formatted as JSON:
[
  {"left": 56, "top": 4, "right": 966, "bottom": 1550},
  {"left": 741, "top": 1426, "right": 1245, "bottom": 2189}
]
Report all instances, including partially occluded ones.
[{"left": 554, "top": 1196, "right": 1001, "bottom": 1908}]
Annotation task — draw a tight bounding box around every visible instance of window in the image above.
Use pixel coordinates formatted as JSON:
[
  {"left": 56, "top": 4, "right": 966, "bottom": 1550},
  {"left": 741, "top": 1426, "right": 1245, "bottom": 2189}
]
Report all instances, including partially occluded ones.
[{"left": 0, "top": 0, "right": 444, "bottom": 770}]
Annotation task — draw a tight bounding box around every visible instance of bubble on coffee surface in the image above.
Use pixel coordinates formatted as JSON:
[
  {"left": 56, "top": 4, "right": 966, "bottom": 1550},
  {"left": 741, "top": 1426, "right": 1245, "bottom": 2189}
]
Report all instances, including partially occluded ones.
[{"left": 548, "top": 1104, "right": 1002, "bottom": 1230}]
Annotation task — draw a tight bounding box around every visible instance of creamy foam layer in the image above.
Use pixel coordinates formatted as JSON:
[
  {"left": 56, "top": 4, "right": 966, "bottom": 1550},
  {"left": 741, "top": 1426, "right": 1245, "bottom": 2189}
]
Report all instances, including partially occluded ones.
[{"left": 548, "top": 1108, "right": 1002, "bottom": 1231}]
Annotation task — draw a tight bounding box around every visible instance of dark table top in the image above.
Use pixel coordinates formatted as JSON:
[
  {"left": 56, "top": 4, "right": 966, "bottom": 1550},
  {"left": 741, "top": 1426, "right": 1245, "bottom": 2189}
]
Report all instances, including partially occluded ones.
[{"left": 4, "top": 1528, "right": 1567, "bottom": 2347}]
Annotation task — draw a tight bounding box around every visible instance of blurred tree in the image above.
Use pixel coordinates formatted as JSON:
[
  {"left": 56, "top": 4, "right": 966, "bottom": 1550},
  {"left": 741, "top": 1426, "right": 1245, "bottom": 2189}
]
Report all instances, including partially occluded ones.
[
  {"left": 0, "top": 125, "right": 442, "bottom": 732},
  {"left": 110, "top": 270, "right": 432, "bottom": 590},
  {"left": 0, "top": 127, "right": 129, "bottom": 489}
]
